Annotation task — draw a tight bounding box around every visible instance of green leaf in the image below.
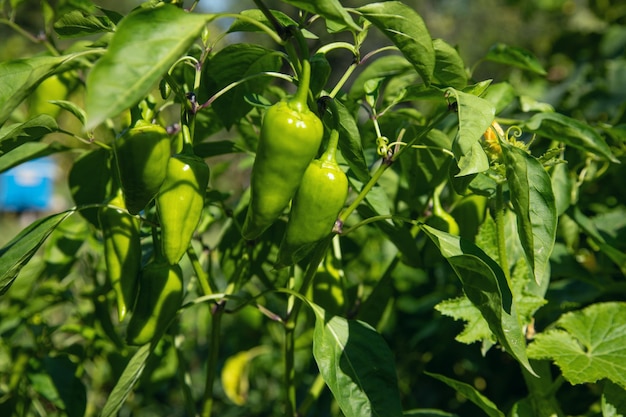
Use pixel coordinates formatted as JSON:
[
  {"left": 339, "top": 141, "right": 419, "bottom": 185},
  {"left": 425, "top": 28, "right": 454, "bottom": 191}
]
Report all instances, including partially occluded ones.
[
  {"left": 0, "top": 142, "right": 69, "bottom": 174},
  {"left": 0, "top": 210, "right": 75, "bottom": 295},
  {"left": 348, "top": 55, "right": 414, "bottom": 101},
  {"left": 202, "top": 44, "right": 282, "bottom": 128},
  {"left": 311, "top": 304, "right": 403, "bottom": 417},
  {"left": 524, "top": 112, "right": 619, "bottom": 163},
  {"left": 279, "top": 0, "right": 360, "bottom": 32},
  {"left": 501, "top": 143, "right": 557, "bottom": 286},
  {"left": 482, "top": 82, "right": 516, "bottom": 115},
  {"left": 228, "top": 9, "right": 317, "bottom": 39},
  {"left": 432, "top": 39, "right": 467, "bottom": 89},
  {"left": 447, "top": 88, "right": 494, "bottom": 176},
  {"left": 43, "top": 355, "right": 87, "bottom": 417},
  {"left": 0, "top": 55, "right": 78, "bottom": 126},
  {"left": 527, "top": 302, "right": 626, "bottom": 389},
  {"left": 569, "top": 207, "right": 626, "bottom": 276},
  {"left": 47, "top": 100, "right": 87, "bottom": 125},
  {"left": 100, "top": 344, "right": 151, "bottom": 417},
  {"left": 603, "top": 381, "right": 626, "bottom": 417},
  {"left": 0, "top": 115, "right": 58, "bottom": 155},
  {"left": 336, "top": 100, "right": 370, "bottom": 183},
  {"left": 550, "top": 161, "right": 572, "bottom": 216},
  {"left": 485, "top": 43, "right": 547, "bottom": 75},
  {"left": 425, "top": 372, "right": 505, "bottom": 417},
  {"left": 358, "top": 2, "right": 435, "bottom": 86},
  {"left": 420, "top": 224, "right": 536, "bottom": 375},
  {"left": 53, "top": 9, "right": 116, "bottom": 37},
  {"left": 85, "top": 4, "right": 208, "bottom": 129}
]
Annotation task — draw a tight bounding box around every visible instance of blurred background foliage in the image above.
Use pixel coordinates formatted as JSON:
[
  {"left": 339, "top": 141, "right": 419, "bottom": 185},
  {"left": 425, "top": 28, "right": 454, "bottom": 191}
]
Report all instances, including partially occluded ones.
[{"left": 1, "top": 0, "right": 626, "bottom": 416}]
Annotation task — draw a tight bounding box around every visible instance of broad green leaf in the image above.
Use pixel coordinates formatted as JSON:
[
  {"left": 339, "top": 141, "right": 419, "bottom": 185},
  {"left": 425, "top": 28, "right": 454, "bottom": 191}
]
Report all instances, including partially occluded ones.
[
  {"left": 524, "top": 112, "right": 619, "bottom": 163},
  {"left": 485, "top": 43, "right": 547, "bottom": 75},
  {"left": 0, "top": 210, "right": 75, "bottom": 295},
  {"left": 311, "top": 304, "right": 403, "bottom": 417},
  {"left": 348, "top": 55, "right": 414, "bottom": 101},
  {"left": 202, "top": 44, "right": 282, "bottom": 128},
  {"left": 358, "top": 2, "right": 435, "bottom": 86},
  {"left": 447, "top": 88, "right": 494, "bottom": 176},
  {"left": 550, "top": 161, "right": 572, "bottom": 216},
  {"left": 279, "top": 0, "right": 360, "bottom": 31},
  {"left": 569, "top": 207, "right": 626, "bottom": 275},
  {"left": 425, "top": 372, "right": 505, "bottom": 417},
  {"left": 603, "top": 381, "right": 626, "bottom": 417},
  {"left": 0, "top": 55, "right": 80, "bottom": 126},
  {"left": 432, "top": 39, "right": 467, "bottom": 89},
  {"left": 100, "top": 344, "right": 151, "bottom": 417},
  {"left": 527, "top": 302, "right": 626, "bottom": 389},
  {"left": 336, "top": 100, "right": 369, "bottom": 183},
  {"left": 85, "top": 4, "right": 208, "bottom": 130},
  {"left": 421, "top": 224, "right": 535, "bottom": 375},
  {"left": 0, "top": 142, "right": 69, "bottom": 174},
  {"left": 501, "top": 143, "right": 556, "bottom": 286},
  {"left": 0, "top": 115, "right": 58, "bottom": 155},
  {"left": 53, "top": 9, "right": 116, "bottom": 37},
  {"left": 435, "top": 296, "right": 495, "bottom": 346}
]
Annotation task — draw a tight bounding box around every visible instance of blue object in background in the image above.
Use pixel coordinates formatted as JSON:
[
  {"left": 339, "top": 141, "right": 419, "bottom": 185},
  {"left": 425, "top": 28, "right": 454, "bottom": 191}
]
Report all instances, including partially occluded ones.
[{"left": 0, "top": 158, "right": 56, "bottom": 212}]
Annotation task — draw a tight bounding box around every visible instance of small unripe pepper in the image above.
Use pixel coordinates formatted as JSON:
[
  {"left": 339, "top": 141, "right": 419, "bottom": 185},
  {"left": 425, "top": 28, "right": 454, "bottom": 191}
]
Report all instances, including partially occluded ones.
[
  {"left": 276, "top": 128, "right": 348, "bottom": 267},
  {"left": 114, "top": 120, "right": 171, "bottom": 215},
  {"left": 98, "top": 189, "right": 142, "bottom": 321},
  {"left": 157, "top": 141, "right": 210, "bottom": 265},
  {"left": 126, "top": 260, "right": 183, "bottom": 346},
  {"left": 242, "top": 59, "right": 323, "bottom": 240}
]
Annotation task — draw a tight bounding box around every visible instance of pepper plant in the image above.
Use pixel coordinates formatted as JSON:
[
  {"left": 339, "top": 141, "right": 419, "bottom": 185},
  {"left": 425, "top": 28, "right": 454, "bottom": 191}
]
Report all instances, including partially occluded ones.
[{"left": 1, "top": 0, "right": 625, "bottom": 416}]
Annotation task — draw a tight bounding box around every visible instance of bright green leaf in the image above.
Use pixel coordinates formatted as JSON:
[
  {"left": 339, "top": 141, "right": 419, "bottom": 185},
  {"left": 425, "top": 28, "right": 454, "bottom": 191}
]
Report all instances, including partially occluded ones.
[
  {"left": 425, "top": 372, "right": 505, "bottom": 417},
  {"left": 85, "top": 4, "right": 209, "bottom": 129},
  {"left": 524, "top": 112, "right": 619, "bottom": 163},
  {"left": 311, "top": 304, "right": 403, "bottom": 417},
  {"left": 358, "top": 2, "right": 435, "bottom": 86},
  {"left": 421, "top": 224, "right": 536, "bottom": 375},
  {"left": 501, "top": 142, "right": 557, "bottom": 286},
  {"left": 485, "top": 43, "right": 547, "bottom": 75},
  {"left": 101, "top": 344, "right": 151, "bottom": 417},
  {"left": 279, "top": 0, "right": 360, "bottom": 32},
  {"left": 0, "top": 115, "right": 58, "bottom": 155},
  {"left": 53, "top": 9, "right": 116, "bottom": 37},
  {"left": 336, "top": 100, "right": 369, "bottom": 183},
  {"left": 527, "top": 302, "right": 626, "bottom": 389},
  {"left": 433, "top": 39, "right": 467, "bottom": 89},
  {"left": 0, "top": 55, "right": 81, "bottom": 126},
  {"left": 447, "top": 88, "right": 494, "bottom": 176},
  {"left": 0, "top": 210, "right": 75, "bottom": 295},
  {"left": 0, "top": 142, "right": 69, "bottom": 174}
]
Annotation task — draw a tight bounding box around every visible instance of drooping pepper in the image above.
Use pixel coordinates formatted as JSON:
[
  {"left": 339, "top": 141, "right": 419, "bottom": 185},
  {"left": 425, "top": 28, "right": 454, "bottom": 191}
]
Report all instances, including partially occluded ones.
[
  {"left": 276, "top": 128, "right": 348, "bottom": 268},
  {"left": 98, "top": 189, "right": 142, "bottom": 321},
  {"left": 156, "top": 141, "right": 210, "bottom": 265},
  {"left": 241, "top": 59, "right": 324, "bottom": 240},
  {"left": 114, "top": 120, "right": 171, "bottom": 215},
  {"left": 125, "top": 260, "right": 183, "bottom": 346}
]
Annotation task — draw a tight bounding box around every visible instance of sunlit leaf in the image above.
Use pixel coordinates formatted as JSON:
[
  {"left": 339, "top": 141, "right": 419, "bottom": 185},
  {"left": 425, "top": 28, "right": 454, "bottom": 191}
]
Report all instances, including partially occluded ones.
[
  {"left": 447, "top": 88, "right": 494, "bottom": 176},
  {"left": 0, "top": 210, "right": 75, "bottom": 295},
  {"left": 279, "top": 0, "right": 360, "bottom": 31},
  {"left": 527, "top": 302, "right": 626, "bottom": 389},
  {"left": 85, "top": 4, "right": 208, "bottom": 129},
  {"left": 0, "top": 115, "right": 58, "bottom": 155},
  {"left": 501, "top": 142, "right": 557, "bottom": 286},
  {"left": 485, "top": 43, "right": 547, "bottom": 75},
  {"left": 524, "top": 112, "right": 619, "bottom": 163},
  {"left": 433, "top": 39, "right": 467, "bottom": 89},
  {"left": 358, "top": 2, "right": 435, "bottom": 86},
  {"left": 312, "top": 303, "right": 403, "bottom": 417}
]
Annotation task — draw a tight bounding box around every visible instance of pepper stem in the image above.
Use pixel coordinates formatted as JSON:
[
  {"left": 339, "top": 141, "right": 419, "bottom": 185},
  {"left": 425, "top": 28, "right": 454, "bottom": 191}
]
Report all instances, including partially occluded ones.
[{"left": 290, "top": 58, "right": 312, "bottom": 110}]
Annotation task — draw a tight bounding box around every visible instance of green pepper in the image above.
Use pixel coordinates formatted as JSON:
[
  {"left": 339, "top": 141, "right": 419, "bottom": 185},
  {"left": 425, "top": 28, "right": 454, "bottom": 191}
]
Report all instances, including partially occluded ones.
[
  {"left": 276, "top": 128, "right": 348, "bottom": 267},
  {"left": 98, "top": 189, "right": 141, "bottom": 321},
  {"left": 241, "top": 59, "right": 323, "bottom": 240},
  {"left": 126, "top": 261, "right": 183, "bottom": 346},
  {"left": 157, "top": 144, "right": 210, "bottom": 265},
  {"left": 114, "top": 120, "right": 171, "bottom": 215}
]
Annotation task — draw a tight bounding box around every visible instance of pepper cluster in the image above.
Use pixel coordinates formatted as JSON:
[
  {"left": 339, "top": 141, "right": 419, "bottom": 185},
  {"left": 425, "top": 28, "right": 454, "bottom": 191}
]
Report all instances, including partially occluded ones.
[{"left": 95, "top": 105, "right": 210, "bottom": 346}]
